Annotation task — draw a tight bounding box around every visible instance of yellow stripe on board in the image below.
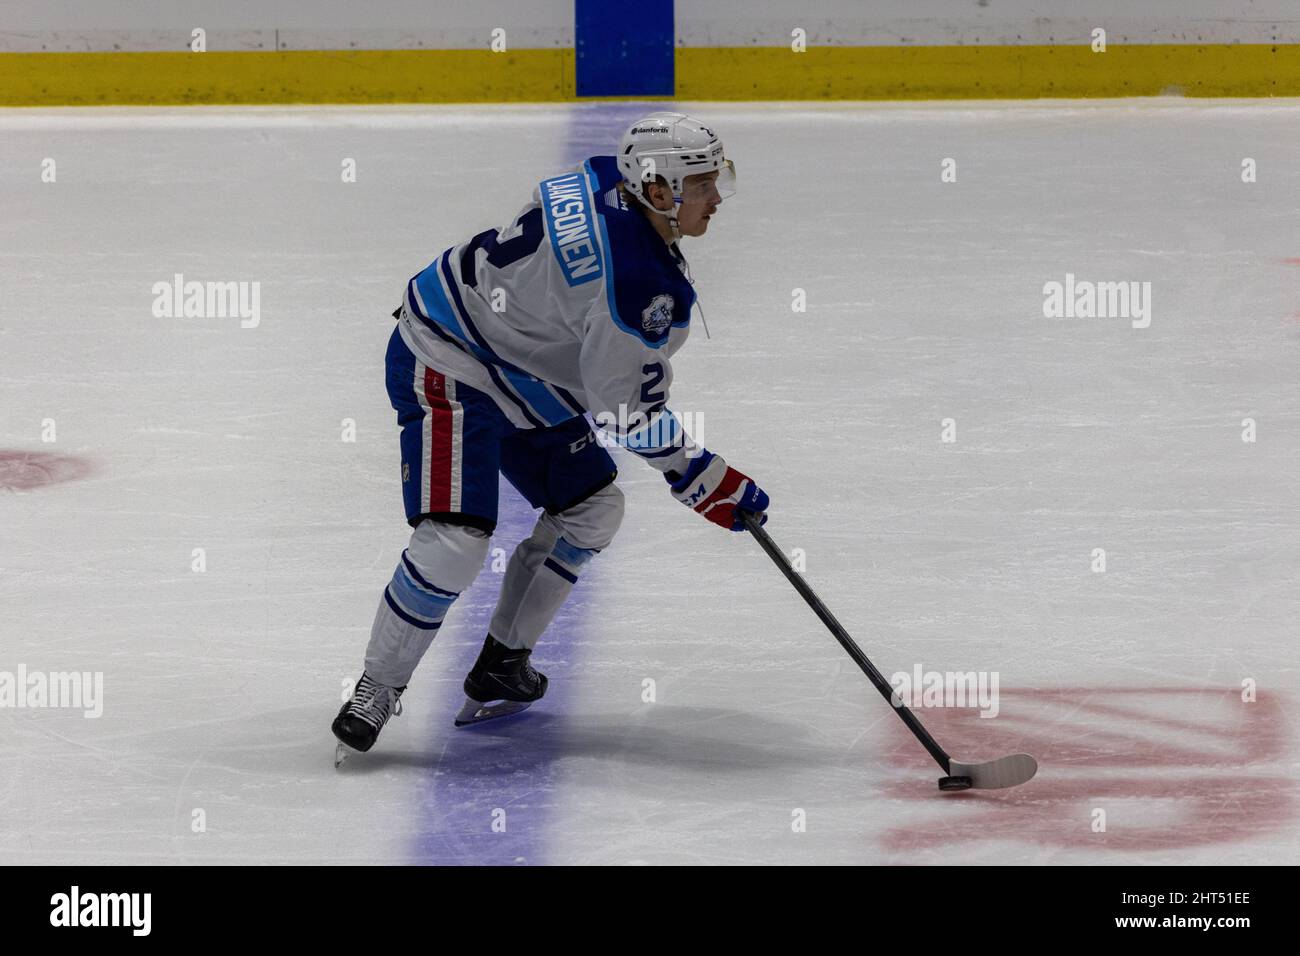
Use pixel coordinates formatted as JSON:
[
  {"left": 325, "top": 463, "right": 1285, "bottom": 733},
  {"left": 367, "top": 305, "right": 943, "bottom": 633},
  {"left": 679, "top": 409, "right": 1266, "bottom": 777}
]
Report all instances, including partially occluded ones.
[
  {"left": 676, "top": 44, "right": 1300, "bottom": 100},
  {"left": 0, "top": 49, "right": 573, "bottom": 106},
  {"left": 1, "top": 44, "right": 1298, "bottom": 106}
]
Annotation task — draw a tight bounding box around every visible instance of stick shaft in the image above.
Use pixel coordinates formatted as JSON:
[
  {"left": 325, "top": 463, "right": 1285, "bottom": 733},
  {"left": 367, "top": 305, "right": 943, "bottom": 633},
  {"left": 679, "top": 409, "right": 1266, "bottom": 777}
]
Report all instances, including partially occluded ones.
[{"left": 740, "top": 512, "right": 952, "bottom": 772}]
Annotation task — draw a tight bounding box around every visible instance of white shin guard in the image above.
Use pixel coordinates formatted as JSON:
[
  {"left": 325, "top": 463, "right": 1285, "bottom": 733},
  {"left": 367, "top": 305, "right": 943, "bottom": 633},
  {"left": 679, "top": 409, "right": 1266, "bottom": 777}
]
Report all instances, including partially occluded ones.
[
  {"left": 489, "top": 483, "right": 624, "bottom": 650},
  {"left": 364, "top": 520, "right": 490, "bottom": 688}
]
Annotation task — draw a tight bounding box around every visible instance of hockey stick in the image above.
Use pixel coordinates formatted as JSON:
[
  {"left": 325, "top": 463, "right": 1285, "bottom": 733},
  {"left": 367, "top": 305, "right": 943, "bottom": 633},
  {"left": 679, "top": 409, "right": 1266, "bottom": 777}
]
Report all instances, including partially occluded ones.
[{"left": 739, "top": 511, "right": 1037, "bottom": 791}]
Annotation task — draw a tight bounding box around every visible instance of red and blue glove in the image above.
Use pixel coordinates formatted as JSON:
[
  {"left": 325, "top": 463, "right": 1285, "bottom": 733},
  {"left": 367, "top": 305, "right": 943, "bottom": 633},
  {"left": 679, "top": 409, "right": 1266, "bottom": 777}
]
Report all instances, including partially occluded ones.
[{"left": 667, "top": 450, "right": 769, "bottom": 531}]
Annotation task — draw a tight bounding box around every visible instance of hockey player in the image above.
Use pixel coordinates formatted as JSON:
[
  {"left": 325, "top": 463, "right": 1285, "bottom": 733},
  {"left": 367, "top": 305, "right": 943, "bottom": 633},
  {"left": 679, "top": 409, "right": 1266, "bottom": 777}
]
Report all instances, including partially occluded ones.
[{"left": 332, "top": 113, "right": 769, "bottom": 757}]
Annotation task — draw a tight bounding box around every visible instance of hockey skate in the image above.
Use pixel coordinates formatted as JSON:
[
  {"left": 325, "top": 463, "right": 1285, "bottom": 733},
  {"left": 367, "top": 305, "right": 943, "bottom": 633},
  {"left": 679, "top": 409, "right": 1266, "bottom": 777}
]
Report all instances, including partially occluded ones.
[
  {"left": 455, "top": 634, "right": 548, "bottom": 727},
  {"left": 332, "top": 672, "right": 405, "bottom": 766}
]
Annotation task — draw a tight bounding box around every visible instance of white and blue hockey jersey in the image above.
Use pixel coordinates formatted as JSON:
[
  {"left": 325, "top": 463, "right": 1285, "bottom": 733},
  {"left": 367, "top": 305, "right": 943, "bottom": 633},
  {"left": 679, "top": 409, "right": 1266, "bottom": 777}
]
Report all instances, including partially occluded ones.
[{"left": 396, "top": 155, "right": 703, "bottom": 476}]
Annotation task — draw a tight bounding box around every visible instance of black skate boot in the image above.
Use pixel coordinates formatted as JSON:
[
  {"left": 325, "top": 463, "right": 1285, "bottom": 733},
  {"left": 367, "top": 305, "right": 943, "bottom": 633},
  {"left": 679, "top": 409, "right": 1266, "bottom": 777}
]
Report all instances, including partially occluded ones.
[
  {"left": 455, "top": 634, "right": 547, "bottom": 727},
  {"left": 332, "top": 672, "right": 405, "bottom": 765}
]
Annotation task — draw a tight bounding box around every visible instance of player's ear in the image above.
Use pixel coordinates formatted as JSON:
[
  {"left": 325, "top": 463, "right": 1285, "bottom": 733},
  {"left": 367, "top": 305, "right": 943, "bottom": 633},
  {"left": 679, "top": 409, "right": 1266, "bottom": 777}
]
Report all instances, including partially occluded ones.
[{"left": 646, "top": 177, "right": 672, "bottom": 210}]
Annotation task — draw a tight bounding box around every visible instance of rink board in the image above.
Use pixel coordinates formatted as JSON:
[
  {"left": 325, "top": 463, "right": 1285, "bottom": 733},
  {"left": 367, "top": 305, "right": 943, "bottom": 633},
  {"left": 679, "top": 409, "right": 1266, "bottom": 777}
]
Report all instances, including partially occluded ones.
[{"left": 3, "top": 44, "right": 1300, "bottom": 106}]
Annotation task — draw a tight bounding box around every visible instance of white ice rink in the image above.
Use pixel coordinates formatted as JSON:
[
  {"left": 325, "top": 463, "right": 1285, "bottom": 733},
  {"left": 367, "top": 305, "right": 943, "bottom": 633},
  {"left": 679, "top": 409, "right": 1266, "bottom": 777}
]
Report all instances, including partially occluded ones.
[{"left": 2, "top": 100, "right": 1297, "bottom": 865}]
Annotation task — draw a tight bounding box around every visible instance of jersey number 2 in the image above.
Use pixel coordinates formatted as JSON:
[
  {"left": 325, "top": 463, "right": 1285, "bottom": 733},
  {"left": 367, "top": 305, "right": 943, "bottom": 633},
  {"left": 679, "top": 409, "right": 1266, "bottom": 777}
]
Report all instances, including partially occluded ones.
[{"left": 640, "top": 362, "right": 666, "bottom": 409}]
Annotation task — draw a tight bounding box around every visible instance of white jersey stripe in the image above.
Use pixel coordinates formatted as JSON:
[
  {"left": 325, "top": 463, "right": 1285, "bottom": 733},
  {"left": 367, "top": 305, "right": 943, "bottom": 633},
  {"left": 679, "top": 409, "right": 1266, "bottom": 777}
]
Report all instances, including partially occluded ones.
[{"left": 413, "top": 359, "right": 434, "bottom": 514}]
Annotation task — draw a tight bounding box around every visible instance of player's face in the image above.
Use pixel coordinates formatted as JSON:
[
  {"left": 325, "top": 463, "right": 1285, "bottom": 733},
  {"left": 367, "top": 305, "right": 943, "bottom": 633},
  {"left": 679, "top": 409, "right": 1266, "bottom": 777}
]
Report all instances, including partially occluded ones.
[{"left": 675, "top": 170, "right": 723, "bottom": 237}]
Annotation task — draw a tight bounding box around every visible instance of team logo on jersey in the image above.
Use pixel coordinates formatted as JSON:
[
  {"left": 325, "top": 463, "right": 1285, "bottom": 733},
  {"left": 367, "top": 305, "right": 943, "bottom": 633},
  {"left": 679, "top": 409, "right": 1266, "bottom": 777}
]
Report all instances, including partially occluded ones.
[{"left": 641, "top": 294, "right": 674, "bottom": 336}]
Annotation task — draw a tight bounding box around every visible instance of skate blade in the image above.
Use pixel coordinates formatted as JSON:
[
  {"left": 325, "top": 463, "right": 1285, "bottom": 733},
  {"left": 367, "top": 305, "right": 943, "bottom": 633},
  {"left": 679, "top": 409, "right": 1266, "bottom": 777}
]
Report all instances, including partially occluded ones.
[
  {"left": 454, "top": 697, "right": 533, "bottom": 727},
  {"left": 334, "top": 741, "right": 354, "bottom": 768}
]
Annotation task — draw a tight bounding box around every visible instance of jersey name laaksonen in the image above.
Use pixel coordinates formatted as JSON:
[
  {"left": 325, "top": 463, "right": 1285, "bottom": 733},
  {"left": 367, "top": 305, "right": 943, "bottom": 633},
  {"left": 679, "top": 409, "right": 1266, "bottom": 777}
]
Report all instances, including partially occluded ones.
[{"left": 539, "top": 173, "right": 602, "bottom": 286}]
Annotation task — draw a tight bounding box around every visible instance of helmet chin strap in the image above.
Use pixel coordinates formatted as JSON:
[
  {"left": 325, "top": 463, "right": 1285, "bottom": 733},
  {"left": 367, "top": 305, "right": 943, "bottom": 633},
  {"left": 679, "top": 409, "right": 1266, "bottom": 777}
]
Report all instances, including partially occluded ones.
[{"left": 633, "top": 188, "right": 682, "bottom": 241}]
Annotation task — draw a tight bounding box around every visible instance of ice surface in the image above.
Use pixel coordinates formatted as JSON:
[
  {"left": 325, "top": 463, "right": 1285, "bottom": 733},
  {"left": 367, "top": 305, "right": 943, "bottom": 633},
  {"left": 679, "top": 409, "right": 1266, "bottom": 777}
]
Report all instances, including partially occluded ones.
[{"left": 1, "top": 100, "right": 1297, "bottom": 864}]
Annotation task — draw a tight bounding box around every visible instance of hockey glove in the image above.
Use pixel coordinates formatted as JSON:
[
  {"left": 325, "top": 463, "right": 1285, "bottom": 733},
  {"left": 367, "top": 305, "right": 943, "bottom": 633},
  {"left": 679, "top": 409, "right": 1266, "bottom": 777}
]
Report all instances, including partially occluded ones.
[{"left": 666, "top": 450, "right": 769, "bottom": 532}]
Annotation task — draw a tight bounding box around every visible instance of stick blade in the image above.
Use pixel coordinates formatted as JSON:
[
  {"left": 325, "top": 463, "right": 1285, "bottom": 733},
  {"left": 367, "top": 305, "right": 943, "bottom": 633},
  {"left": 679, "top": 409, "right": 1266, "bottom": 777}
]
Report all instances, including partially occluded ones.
[{"left": 948, "top": 753, "right": 1037, "bottom": 790}]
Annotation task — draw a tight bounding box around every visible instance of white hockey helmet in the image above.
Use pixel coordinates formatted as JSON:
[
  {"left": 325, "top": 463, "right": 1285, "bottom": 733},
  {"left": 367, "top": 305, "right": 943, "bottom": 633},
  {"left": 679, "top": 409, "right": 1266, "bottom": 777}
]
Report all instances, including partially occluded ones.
[{"left": 617, "top": 112, "right": 736, "bottom": 213}]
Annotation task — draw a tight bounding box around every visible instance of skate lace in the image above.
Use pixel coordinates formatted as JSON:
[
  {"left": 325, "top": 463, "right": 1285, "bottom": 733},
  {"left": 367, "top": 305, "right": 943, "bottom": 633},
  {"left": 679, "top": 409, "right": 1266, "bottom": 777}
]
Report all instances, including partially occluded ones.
[
  {"left": 346, "top": 674, "right": 403, "bottom": 730},
  {"left": 505, "top": 651, "right": 538, "bottom": 683}
]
